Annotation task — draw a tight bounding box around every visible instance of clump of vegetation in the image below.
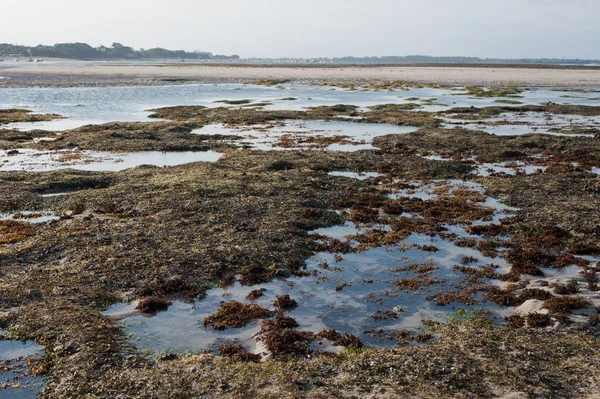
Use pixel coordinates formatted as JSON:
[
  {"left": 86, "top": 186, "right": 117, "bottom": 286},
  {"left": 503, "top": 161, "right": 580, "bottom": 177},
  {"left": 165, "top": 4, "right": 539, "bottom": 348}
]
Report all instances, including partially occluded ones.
[
  {"left": 396, "top": 329, "right": 415, "bottom": 345},
  {"left": 494, "top": 99, "right": 523, "bottom": 105},
  {"left": 138, "top": 279, "right": 206, "bottom": 304},
  {"left": 253, "top": 79, "right": 289, "bottom": 86},
  {"left": 217, "top": 343, "right": 262, "bottom": 363},
  {"left": 0, "top": 108, "right": 63, "bottom": 125},
  {"left": 518, "top": 288, "right": 554, "bottom": 302},
  {"left": 241, "top": 102, "right": 273, "bottom": 108},
  {"left": 315, "top": 328, "right": 364, "bottom": 349},
  {"left": 315, "top": 328, "right": 341, "bottom": 341},
  {"left": 502, "top": 226, "right": 587, "bottom": 281},
  {"left": 261, "top": 328, "right": 314, "bottom": 358},
  {"left": 203, "top": 301, "right": 274, "bottom": 330},
  {"left": 149, "top": 102, "right": 441, "bottom": 129},
  {"left": 581, "top": 267, "right": 599, "bottom": 291},
  {"left": 368, "top": 103, "right": 422, "bottom": 111},
  {"left": 273, "top": 294, "right": 298, "bottom": 311},
  {"left": 214, "top": 99, "right": 254, "bottom": 105},
  {"left": 246, "top": 289, "right": 265, "bottom": 301},
  {"left": 460, "top": 256, "right": 479, "bottom": 265},
  {"left": 459, "top": 86, "right": 524, "bottom": 98},
  {"left": 416, "top": 333, "right": 434, "bottom": 343},
  {"left": 0, "top": 220, "right": 37, "bottom": 245},
  {"left": 484, "top": 287, "right": 520, "bottom": 306},
  {"left": 552, "top": 279, "right": 580, "bottom": 295},
  {"left": 135, "top": 297, "right": 171, "bottom": 313},
  {"left": 335, "top": 282, "right": 352, "bottom": 291},
  {"left": 527, "top": 312, "right": 553, "bottom": 328},
  {"left": 381, "top": 199, "right": 403, "bottom": 215},
  {"left": 260, "top": 314, "right": 299, "bottom": 331},
  {"left": 543, "top": 296, "right": 590, "bottom": 313},
  {"left": 183, "top": 288, "right": 206, "bottom": 303},
  {"left": 239, "top": 265, "right": 274, "bottom": 286},
  {"left": 505, "top": 314, "right": 525, "bottom": 329},
  {"left": 440, "top": 103, "right": 600, "bottom": 120},
  {"left": 336, "top": 333, "right": 365, "bottom": 349}
]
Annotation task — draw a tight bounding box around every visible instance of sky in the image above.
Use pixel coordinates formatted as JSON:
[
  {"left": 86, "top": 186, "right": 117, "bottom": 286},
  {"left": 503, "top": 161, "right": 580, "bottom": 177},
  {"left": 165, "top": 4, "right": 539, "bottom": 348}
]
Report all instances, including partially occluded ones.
[{"left": 1, "top": 0, "right": 598, "bottom": 59}]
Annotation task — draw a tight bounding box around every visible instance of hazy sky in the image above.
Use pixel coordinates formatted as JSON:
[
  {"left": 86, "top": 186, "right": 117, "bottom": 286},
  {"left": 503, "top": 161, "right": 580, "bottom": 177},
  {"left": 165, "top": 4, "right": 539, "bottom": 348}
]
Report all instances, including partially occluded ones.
[{"left": 2, "top": 0, "right": 598, "bottom": 59}]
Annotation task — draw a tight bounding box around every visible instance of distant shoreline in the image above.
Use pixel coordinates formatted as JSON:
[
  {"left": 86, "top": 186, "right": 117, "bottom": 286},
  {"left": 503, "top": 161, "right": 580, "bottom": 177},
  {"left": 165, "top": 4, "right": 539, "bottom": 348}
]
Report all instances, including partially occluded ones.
[
  {"left": 2, "top": 63, "right": 600, "bottom": 88},
  {"left": 2, "top": 57, "right": 600, "bottom": 69}
]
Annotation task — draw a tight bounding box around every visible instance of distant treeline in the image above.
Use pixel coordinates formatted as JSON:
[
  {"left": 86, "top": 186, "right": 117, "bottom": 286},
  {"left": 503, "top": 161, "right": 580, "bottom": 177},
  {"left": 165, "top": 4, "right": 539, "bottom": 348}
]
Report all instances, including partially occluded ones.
[
  {"left": 315, "top": 55, "right": 600, "bottom": 65},
  {"left": 0, "top": 42, "right": 239, "bottom": 60}
]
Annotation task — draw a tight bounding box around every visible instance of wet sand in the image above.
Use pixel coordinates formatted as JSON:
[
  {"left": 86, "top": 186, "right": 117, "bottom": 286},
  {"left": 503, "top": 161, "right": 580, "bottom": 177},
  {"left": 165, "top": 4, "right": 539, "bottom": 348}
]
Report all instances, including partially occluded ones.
[{"left": 2, "top": 64, "right": 600, "bottom": 87}]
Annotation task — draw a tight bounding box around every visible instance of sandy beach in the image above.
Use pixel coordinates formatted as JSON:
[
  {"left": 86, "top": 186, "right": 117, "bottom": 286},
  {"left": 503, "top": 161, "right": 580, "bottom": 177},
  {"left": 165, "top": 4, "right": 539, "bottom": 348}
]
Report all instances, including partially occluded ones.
[{"left": 2, "top": 63, "right": 600, "bottom": 87}]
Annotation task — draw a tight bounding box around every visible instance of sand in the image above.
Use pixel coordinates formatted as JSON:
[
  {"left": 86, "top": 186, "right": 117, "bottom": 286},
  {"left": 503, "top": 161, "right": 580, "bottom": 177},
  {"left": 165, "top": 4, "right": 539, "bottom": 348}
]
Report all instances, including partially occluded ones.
[{"left": 2, "top": 64, "right": 600, "bottom": 87}]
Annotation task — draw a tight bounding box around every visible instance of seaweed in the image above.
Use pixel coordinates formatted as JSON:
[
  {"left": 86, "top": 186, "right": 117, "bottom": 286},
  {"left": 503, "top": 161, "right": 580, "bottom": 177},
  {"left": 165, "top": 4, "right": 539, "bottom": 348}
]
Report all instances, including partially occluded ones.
[
  {"left": 505, "top": 315, "right": 525, "bottom": 329},
  {"left": 246, "top": 289, "right": 265, "bottom": 301},
  {"left": 203, "top": 301, "right": 274, "bottom": 330},
  {"left": 261, "top": 328, "right": 314, "bottom": 358},
  {"left": 135, "top": 297, "right": 171, "bottom": 313},
  {"left": 214, "top": 99, "right": 254, "bottom": 105},
  {"left": 527, "top": 312, "right": 553, "bottom": 328},
  {"left": 217, "top": 344, "right": 261, "bottom": 363},
  {"left": 273, "top": 294, "right": 298, "bottom": 311},
  {"left": 0, "top": 220, "right": 37, "bottom": 244},
  {"left": 260, "top": 314, "right": 299, "bottom": 331},
  {"left": 543, "top": 296, "right": 590, "bottom": 313},
  {"left": 552, "top": 279, "right": 580, "bottom": 295}
]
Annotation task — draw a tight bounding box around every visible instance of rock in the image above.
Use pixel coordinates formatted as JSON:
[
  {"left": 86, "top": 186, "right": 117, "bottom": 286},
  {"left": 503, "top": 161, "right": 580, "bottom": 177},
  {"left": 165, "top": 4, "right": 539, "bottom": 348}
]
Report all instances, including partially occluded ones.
[
  {"left": 515, "top": 299, "right": 547, "bottom": 315},
  {"left": 28, "top": 289, "right": 42, "bottom": 299},
  {"left": 274, "top": 266, "right": 292, "bottom": 278},
  {"left": 552, "top": 321, "right": 562, "bottom": 330}
]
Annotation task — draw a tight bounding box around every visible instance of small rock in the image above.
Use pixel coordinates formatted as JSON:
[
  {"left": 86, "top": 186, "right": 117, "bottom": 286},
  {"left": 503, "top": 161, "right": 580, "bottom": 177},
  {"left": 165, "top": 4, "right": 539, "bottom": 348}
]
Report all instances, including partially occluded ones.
[
  {"left": 274, "top": 266, "right": 292, "bottom": 278},
  {"left": 553, "top": 321, "right": 562, "bottom": 330}
]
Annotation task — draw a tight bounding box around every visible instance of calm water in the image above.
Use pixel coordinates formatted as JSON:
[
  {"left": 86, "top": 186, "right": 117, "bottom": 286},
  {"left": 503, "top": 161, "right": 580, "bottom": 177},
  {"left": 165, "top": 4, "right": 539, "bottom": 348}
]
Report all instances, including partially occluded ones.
[
  {"left": 0, "top": 333, "right": 45, "bottom": 398},
  {"left": 194, "top": 120, "right": 419, "bottom": 150},
  {"left": 2, "top": 84, "right": 600, "bottom": 132},
  {"left": 105, "top": 180, "right": 515, "bottom": 354},
  {"left": 0, "top": 149, "right": 223, "bottom": 172}
]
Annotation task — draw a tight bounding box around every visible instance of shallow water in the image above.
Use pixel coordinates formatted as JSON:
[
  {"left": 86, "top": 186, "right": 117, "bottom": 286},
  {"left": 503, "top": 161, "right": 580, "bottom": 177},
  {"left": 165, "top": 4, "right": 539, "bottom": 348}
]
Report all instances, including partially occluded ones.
[
  {"left": 442, "top": 112, "right": 599, "bottom": 137},
  {"left": 328, "top": 171, "right": 383, "bottom": 180},
  {"left": 193, "top": 120, "right": 418, "bottom": 151},
  {"left": 105, "top": 179, "right": 516, "bottom": 355},
  {"left": 0, "top": 335, "right": 45, "bottom": 398},
  {"left": 2, "top": 84, "right": 600, "bottom": 132},
  {"left": 106, "top": 232, "right": 514, "bottom": 354},
  {"left": 0, "top": 210, "right": 59, "bottom": 224},
  {"left": 0, "top": 149, "right": 223, "bottom": 172},
  {"left": 475, "top": 161, "right": 548, "bottom": 177}
]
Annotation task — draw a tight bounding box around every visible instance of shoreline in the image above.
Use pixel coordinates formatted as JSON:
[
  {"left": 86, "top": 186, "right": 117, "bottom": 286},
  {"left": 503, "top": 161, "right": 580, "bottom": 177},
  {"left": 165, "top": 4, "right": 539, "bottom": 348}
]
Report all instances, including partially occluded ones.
[{"left": 2, "top": 64, "right": 600, "bottom": 88}]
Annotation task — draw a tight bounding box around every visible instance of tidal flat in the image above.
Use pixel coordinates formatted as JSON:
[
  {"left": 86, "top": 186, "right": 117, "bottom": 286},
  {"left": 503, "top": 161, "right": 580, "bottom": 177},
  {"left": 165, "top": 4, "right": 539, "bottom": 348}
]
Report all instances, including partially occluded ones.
[{"left": 1, "top": 80, "right": 600, "bottom": 398}]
